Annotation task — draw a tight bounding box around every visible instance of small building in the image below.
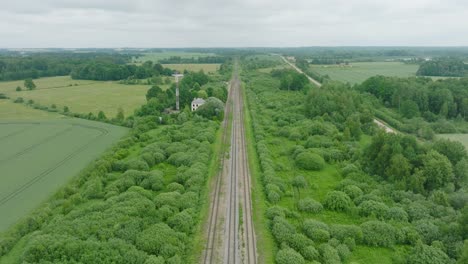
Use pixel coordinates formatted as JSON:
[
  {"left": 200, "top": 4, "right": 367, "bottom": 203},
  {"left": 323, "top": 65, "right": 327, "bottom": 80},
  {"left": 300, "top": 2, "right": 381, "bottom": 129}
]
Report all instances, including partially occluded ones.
[{"left": 191, "top": 98, "right": 206, "bottom": 111}]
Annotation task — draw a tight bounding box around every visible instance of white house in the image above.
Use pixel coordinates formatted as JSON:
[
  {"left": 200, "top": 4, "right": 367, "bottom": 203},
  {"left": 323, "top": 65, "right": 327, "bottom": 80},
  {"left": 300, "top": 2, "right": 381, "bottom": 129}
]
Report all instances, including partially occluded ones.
[{"left": 191, "top": 98, "right": 206, "bottom": 111}]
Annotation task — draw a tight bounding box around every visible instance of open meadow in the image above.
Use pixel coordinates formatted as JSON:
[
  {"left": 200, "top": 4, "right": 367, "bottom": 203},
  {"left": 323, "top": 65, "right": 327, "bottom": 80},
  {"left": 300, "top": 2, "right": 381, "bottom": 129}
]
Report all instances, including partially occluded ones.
[
  {"left": 0, "top": 76, "right": 157, "bottom": 117},
  {"left": 162, "top": 63, "right": 220, "bottom": 73},
  {"left": 0, "top": 111, "right": 128, "bottom": 231},
  {"left": 310, "top": 62, "right": 419, "bottom": 84},
  {"left": 134, "top": 51, "right": 217, "bottom": 63}
]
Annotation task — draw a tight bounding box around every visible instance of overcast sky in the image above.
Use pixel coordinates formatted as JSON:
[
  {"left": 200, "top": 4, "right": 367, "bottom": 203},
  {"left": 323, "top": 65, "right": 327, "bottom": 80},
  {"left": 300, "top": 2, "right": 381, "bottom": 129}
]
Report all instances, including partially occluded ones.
[{"left": 1, "top": 0, "right": 467, "bottom": 48}]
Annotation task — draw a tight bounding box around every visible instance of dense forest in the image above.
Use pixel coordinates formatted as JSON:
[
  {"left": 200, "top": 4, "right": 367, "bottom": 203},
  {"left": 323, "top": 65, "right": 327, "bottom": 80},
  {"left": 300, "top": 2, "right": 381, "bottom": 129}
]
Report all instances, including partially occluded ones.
[
  {"left": 416, "top": 59, "right": 467, "bottom": 77},
  {"left": 71, "top": 61, "right": 174, "bottom": 81},
  {"left": 241, "top": 56, "right": 468, "bottom": 264},
  {"left": 359, "top": 76, "right": 468, "bottom": 121},
  {"left": 0, "top": 53, "right": 132, "bottom": 81}
]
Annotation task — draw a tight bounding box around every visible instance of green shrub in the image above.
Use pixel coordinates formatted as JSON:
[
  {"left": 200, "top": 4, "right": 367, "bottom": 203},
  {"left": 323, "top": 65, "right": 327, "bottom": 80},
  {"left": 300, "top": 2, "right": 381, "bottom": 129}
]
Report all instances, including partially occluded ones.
[
  {"left": 358, "top": 200, "right": 389, "bottom": 219},
  {"left": 361, "top": 221, "right": 397, "bottom": 247},
  {"left": 407, "top": 242, "right": 451, "bottom": 264},
  {"left": 297, "top": 198, "right": 323, "bottom": 213},
  {"left": 323, "top": 191, "right": 353, "bottom": 212},
  {"left": 276, "top": 247, "right": 305, "bottom": 264},
  {"left": 303, "top": 219, "right": 330, "bottom": 242},
  {"left": 319, "top": 244, "right": 341, "bottom": 264},
  {"left": 135, "top": 223, "right": 186, "bottom": 258},
  {"left": 385, "top": 207, "right": 409, "bottom": 222},
  {"left": 342, "top": 185, "right": 363, "bottom": 200},
  {"left": 272, "top": 217, "right": 295, "bottom": 244},
  {"left": 295, "top": 152, "right": 326, "bottom": 171},
  {"left": 414, "top": 220, "right": 440, "bottom": 244},
  {"left": 330, "top": 224, "right": 363, "bottom": 243},
  {"left": 266, "top": 206, "right": 286, "bottom": 220}
]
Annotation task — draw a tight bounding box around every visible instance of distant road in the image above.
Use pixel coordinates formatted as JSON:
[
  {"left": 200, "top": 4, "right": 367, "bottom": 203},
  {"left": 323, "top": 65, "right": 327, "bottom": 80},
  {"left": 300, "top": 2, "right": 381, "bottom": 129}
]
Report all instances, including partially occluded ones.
[
  {"left": 279, "top": 55, "right": 397, "bottom": 134},
  {"left": 279, "top": 55, "right": 322, "bottom": 87}
]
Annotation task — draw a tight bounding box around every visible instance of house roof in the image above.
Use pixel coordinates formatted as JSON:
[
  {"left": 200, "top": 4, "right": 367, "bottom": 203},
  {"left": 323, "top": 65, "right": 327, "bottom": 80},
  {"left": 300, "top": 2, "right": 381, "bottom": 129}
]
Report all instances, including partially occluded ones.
[{"left": 192, "top": 98, "right": 206, "bottom": 104}]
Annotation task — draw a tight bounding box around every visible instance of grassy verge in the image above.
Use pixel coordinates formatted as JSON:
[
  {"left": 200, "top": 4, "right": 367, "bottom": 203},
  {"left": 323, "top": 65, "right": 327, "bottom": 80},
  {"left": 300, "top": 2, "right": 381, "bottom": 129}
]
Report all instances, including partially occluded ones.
[{"left": 241, "top": 81, "right": 276, "bottom": 263}]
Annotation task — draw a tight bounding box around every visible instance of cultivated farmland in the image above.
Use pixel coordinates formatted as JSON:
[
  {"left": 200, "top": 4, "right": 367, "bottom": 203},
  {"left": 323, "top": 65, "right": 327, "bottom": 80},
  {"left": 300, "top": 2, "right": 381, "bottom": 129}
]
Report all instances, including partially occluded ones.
[
  {"left": 0, "top": 118, "right": 127, "bottom": 231},
  {"left": 0, "top": 76, "right": 156, "bottom": 117},
  {"left": 310, "top": 62, "right": 419, "bottom": 84},
  {"left": 162, "top": 64, "right": 220, "bottom": 73}
]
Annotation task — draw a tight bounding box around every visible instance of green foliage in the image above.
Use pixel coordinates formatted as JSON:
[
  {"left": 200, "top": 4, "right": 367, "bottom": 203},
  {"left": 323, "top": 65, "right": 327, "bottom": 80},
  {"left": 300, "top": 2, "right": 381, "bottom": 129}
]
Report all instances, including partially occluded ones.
[
  {"left": 358, "top": 200, "right": 389, "bottom": 219},
  {"left": 295, "top": 152, "right": 326, "bottom": 171},
  {"left": 135, "top": 223, "right": 186, "bottom": 258},
  {"left": 303, "top": 219, "right": 330, "bottom": 242},
  {"left": 297, "top": 198, "right": 323, "bottom": 213},
  {"left": 361, "top": 221, "right": 398, "bottom": 247},
  {"left": 323, "top": 191, "right": 353, "bottom": 212},
  {"left": 276, "top": 247, "right": 305, "bottom": 264},
  {"left": 195, "top": 97, "right": 225, "bottom": 120},
  {"left": 407, "top": 242, "right": 452, "bottom": 264},
  {"left": 271, "top": 69, "right": 309, "bottom": 91},
  {"left": 417, "top": 58, "right": 467, "bottom": 77},
  {"left": 421, "top": 150, "right": 454, "bottom": 191},
  {"left": 24, "top": 78, "right": 36, "bottom": 90}
]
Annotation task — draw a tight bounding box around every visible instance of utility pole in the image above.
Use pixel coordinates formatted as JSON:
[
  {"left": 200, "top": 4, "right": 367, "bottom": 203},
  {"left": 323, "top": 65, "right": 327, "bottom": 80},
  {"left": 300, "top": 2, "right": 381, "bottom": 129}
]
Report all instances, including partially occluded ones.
[{"left": 172, "top": 73, "right": 184, "bottom": 111}]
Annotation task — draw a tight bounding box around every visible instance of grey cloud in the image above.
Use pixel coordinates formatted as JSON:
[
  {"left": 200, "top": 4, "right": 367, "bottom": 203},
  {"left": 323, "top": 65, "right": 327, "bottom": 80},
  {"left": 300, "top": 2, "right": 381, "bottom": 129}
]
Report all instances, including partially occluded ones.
[{"left": 0, "top": 0, "right": 467, "bottom": 47}]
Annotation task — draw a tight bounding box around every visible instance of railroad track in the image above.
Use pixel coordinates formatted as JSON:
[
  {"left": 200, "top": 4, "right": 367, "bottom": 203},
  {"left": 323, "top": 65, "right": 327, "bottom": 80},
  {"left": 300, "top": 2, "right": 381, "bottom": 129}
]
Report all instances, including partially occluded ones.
[{"left": 203, "top": 62, "right": 257, "bottom": 263}]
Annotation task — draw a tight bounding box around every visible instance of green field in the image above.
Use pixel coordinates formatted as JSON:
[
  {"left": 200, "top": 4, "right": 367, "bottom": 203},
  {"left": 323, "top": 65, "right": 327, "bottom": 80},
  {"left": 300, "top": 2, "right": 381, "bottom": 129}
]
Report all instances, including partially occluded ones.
[
  {"left": 162, "top": 63, "right": 220, "bottom": 73},
  {"left": 0, "top": 76, "right": 155, "bottom": 117},
  {"left": 437, "top": 134, "right": 468, "bottom": 149},
  {"left": 134, "top": 51, "right": 216, "bottom": 63},
  {"left": 0, "top": 118, "right": 127, "bottom": 231},
  {"left": 310, "top": 62, "right": 419, "bottom": 84},
  {"left": 0, "top": 100, "right": 62, "bottom": 120}
]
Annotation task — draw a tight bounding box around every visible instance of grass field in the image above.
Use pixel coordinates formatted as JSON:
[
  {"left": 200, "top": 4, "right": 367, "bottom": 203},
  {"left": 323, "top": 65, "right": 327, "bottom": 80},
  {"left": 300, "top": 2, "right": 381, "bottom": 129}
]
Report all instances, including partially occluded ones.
[
  {"left": 0, "top": 100, "right": 62, "bottom": 120},
  {"left": 437, "top": 134, "right": 468, "bottom": 149},
  {"left": 134, "top": 51, "right": 217, "bottom": 63},
  {"left": 162, "top": 63, "right": 220, "bottom": 73},
  {"left": 0, "top": 76, "right": 156, "bottom": 117},
  {"left": 310, "top": 62, "right": 419, "bottom": 84},
  {"left": 0, "top": 119, "right": 128, "bottom": 232}
]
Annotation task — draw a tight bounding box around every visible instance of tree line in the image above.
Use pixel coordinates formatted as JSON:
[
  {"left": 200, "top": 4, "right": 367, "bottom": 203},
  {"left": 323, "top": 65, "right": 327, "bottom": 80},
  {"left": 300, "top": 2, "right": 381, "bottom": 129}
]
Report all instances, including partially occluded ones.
[
  {"left": 417, "top": 58, "right": 467, "bottom": 77},
  {"left": 158, "top": 56, "right": 227, "bottom": 64},
  {"left": 0, "top": 52, "right": 131, "bottom": 81}
]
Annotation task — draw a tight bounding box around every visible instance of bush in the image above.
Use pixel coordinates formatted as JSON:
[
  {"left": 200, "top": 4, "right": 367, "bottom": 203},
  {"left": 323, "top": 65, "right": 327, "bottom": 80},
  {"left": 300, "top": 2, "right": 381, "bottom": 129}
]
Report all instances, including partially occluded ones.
[
  {"left": 323, "top": 191, "right": 353, "bottom": 212},
  {"left": 126, "top": 159, "right": 150, "bottom": 171},
  {"left": 414, "top": 220, "right": 440, "bottom": 244},
  {"left": 266, "top": 206, "right": 286, "bottom": 220},
  {"left": 407, "top": 242, "right": 451, "bottom": 264},
  {"left": 358, "top": 200, "right": 389, "bottom": 219},
  {"left": 297, "top": 198, "right": 323, "bottom": 213},
  {"left": 272, "top": 217, "right": 295, "bottom": 244},
  {"left": 361, "top": 221, "right": 397, "bottom": 247},
  {"left": 168, "top": 210, "right": 193, "bottom": 234},
  {"left": 385, "top": 207, "right": 408, "bottom": 222},
  {"left": 276, "top": 247, "right": 305, "bottom": 264},
  {"left": 295, "top": 152, "right": 326, "bottom": 171},
  {"left": 135, "top": 223, "right": 186, "bottom": 258},
  {"left": 303, "top": 219, "right": 330, "bottom": 242},
  {"left": 336, "top": 244, "right": 351, "bottom": 261},
  {"left": 342, "top": 185, "right": 363, "bottom": 199},
  {"left": 319, "top": 244, "right": 341, "bottom": 264},
  {"left": 330, "top": 224, "right": 363, "bottom": 243}
]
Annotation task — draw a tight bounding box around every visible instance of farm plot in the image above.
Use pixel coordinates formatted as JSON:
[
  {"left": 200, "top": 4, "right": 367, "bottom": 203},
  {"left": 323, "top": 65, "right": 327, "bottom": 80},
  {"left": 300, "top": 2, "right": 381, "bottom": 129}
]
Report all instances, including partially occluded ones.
[
  {"left": 310, "top": 62, "right": 419, "bottom": 84},
  {"left": 0, "top": 119, "right": 128, "bottom": 231},
  {"left": 162, "top": 63, "right": 220, "bottom": 73},
  {"left": 0, "top": 76, "right": 152, "bottom": 117}
]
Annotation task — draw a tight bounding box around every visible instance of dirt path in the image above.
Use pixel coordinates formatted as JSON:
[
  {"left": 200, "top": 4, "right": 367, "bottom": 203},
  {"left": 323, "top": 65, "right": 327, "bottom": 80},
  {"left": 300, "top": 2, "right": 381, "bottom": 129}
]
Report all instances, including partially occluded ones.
[
  {"left": 202, "top": 62, "right": 257, "bottom": 264},
  {"left": 279, "top": 55, "right": 397, "bottom": 134}
]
